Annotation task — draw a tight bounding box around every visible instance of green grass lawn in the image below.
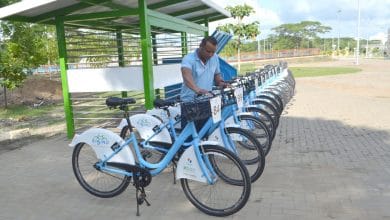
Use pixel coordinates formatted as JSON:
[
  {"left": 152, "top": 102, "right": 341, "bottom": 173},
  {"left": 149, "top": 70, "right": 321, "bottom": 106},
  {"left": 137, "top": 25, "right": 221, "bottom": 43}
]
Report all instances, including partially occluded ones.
[
  {"left": 237, "top": 63, "right": 257, "bottom": 75},
  {"left": 289, "top": 67, "right": 362, "bottom": 77},
  {"left": 0, "top": 104, "right": 62, "bottom": 120}
]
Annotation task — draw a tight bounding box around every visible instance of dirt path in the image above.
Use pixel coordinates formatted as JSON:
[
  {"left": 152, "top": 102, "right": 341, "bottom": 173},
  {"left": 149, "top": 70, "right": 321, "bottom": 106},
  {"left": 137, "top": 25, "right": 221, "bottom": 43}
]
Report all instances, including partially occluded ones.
[{"left": 289, "top": 58, "right": 390, "bottom": 130}]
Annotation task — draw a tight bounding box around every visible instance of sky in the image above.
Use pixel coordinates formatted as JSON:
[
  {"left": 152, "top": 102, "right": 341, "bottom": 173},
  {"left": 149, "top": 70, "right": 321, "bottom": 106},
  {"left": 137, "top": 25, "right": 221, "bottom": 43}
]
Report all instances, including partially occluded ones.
[{"left": 209, "top": 0, "right": 390, "bottom": 44}]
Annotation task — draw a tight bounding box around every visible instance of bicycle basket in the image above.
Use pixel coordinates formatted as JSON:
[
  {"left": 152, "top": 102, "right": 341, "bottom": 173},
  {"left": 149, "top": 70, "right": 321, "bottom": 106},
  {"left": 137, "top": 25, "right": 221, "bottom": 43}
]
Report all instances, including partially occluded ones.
[{"left": 180, "top": 99, "right": 211, "bottom": 122}]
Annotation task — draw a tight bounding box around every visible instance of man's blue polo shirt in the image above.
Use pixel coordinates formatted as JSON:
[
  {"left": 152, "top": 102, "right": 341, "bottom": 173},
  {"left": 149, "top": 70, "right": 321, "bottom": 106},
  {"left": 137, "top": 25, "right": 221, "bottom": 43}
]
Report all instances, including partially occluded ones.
[{"left": 180, "top": 49, "right": 221, "bottom": 102}]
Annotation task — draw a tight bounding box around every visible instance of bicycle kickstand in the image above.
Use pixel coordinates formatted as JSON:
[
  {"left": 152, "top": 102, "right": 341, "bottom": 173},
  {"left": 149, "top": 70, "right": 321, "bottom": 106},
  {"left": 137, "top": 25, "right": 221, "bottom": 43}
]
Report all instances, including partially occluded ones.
[
  {"left": 135, "top": 185, "right": 151, "bottom": 216},
  {"left": 172, "top": 161, "right": 177, "bottom": 184}
]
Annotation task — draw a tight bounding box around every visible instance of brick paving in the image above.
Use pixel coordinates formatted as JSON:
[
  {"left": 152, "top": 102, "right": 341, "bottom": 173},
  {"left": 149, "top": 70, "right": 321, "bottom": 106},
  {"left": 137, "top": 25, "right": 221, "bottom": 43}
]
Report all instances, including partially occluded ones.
[{"left": 1, "top": 58, "right": 390, "bottom": 220}]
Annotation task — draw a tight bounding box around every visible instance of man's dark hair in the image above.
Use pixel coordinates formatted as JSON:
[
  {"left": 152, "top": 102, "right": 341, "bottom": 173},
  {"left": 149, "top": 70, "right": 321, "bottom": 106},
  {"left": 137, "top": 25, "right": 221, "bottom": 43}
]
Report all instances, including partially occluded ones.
[{"left": 200, "top": 36, "right": 218, "bottom": 47}]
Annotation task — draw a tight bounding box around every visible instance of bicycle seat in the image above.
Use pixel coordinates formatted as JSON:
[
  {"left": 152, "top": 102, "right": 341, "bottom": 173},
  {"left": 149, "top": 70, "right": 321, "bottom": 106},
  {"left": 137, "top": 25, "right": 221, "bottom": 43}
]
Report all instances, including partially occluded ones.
[
  {"left": 153, "top": 98, "right": 176, "bottom": 108},
  {"left": 106, "top": 97, "right": 136, "bottom": 108}
]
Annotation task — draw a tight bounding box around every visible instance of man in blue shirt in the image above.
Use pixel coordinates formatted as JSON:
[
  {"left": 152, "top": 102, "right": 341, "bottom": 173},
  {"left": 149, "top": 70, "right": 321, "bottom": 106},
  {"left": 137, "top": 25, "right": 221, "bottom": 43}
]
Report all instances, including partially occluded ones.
[
  {"left": 180, "top": 36, "right": 229, "bottom": 102},
  {"left": 180, "top": 36, "right": 229, "bottom": 131}
]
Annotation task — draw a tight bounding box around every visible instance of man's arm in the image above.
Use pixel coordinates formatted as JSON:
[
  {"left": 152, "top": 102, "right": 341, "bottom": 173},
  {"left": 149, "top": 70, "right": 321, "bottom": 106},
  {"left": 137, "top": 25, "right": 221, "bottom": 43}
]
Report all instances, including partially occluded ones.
[
  {"left": 181, "top": 67, "right": 208, "bottom": 94},
  {"left": 214, "top": 73, "right": 229, "bottom": 88}
]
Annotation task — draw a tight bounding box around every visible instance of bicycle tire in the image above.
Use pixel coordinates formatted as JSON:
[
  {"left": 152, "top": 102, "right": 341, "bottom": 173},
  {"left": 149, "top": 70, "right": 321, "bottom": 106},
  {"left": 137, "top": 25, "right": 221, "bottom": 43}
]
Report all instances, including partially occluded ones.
[
  {"left": 263, "top": 91, "right": 284, "bottom": 109},
  {"left": 237, "top": 114, "right": 272, "bottom": 156},
  {"left": 225, "top": 127, "right": 266, "bottom": 182},
  {"left": 181, "top": 145, "right": 251, "bottom": 217},
  {"left": 72, "top": 142, "right": 131, "bottom": 198},
  {"left": 245, "top": 106, "right": 276, "bottom": 141},
  {"left": 256, "top": 95, "right": 283, "bottom": 115},
  {"left": 251, "top": 99, "right": 280, "bottom": 127}
]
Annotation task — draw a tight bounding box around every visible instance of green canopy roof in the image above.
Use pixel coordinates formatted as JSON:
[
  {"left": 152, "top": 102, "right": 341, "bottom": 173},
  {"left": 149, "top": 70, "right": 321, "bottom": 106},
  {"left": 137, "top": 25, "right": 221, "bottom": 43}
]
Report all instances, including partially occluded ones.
[{"left": 0, "top": 0, "right": 230, "bottom": 31}]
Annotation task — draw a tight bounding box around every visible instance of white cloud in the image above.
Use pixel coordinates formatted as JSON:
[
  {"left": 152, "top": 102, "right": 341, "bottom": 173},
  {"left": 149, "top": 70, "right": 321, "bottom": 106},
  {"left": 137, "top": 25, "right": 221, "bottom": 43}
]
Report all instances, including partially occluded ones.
[
  {"left": 209, "top": 0, "right": 281, "bottom": 38},
  {"left": 369, "top": 32, "right": 387, "bottom": 44},
  {"left": 209, "top": 0, "right": 390, "bottom": 39}
]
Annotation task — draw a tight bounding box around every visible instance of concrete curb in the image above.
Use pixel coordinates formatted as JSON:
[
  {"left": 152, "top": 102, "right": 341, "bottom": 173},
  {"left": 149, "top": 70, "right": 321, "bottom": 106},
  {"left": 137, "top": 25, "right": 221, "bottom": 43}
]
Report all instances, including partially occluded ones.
[{"left": 0, "top": 123, "right": 66, "bottom": 145}]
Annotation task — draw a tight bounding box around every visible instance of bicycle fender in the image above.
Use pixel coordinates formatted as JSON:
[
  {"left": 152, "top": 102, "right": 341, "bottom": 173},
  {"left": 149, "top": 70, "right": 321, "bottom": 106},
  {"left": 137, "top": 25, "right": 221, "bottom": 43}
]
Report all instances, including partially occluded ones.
[
  {"left": 176, "top": 141, "right": 220, "bottom": 183},
  {"left": 176, "top": 146, "right": 207, "bottom": 183},
  {"left": 69, "top": 128, "right": 135, "bottom": 165},
  {"left": 130, "top": 114, "right": 172, "bottom": 144},
  {"left": 237, "top": 112, "right": 253, "bottom": 117},
  {"left": 146, "top": 106, "right": 181, "bottom": 129},
  {"left": 168, "top": 106, "right": 181, "bottom": 120},
  {"left": 117, "top": 118, "right": 127, "bottom": 130},
  {"left": 244, "top": 104, "right": 260, "bottom": 109},
  {"left": 168, "top": 106, "right": 182, "bottom": 129},
  {"left": 207, "top": 128, "right": 224, "bottom": 144},
  {"left": 146, "top": 108, "right": 169, "bottom": 123},
  {"left": 224, "top": 114, "right": 251, "bottom": 127}
]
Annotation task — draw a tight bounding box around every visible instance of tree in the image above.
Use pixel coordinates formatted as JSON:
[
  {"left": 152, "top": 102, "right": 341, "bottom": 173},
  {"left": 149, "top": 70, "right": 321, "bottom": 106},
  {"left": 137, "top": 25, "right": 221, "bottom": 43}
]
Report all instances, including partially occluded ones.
[
  {"left": 0, "top": 43, "right": 26, "bottom": 108},
  {"left": 217, "top": 4, "right": 260, "bottom": 73},
  {"left": 272, "top": 21, "right": 331, "bottom": 50},
  {"left": 1, "top": 22, "right": 51, "bottom": 69}
]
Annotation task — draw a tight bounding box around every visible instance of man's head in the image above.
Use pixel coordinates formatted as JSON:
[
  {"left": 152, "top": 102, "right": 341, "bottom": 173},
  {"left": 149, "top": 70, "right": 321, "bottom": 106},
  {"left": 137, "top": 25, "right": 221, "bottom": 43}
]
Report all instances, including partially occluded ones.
[{"left": 198, "top": 36, "right": 217, "bottom": 61}]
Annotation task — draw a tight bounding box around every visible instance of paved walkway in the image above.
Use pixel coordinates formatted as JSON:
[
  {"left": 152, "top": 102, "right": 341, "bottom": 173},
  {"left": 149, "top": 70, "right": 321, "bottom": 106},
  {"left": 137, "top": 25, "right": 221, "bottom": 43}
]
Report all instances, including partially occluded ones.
[{"left": 1, "top": 58, "right": 390, "bottom": 220}]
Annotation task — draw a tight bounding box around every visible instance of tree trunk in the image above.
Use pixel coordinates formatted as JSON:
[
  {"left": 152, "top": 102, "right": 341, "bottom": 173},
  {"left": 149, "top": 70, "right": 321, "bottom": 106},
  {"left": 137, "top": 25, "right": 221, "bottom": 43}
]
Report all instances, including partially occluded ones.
[
  {"left": 237, "top": 47, "right": 241, "bottom": 74},
  {"left": 3, "top": 86, "right": 7, "bottom": 109}
]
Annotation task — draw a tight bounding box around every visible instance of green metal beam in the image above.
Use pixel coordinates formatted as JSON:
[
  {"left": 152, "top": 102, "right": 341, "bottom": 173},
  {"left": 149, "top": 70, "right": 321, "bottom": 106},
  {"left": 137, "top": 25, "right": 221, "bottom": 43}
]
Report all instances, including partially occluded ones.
[
  {"left": 30, "top": 3, "right": 92, "bottom": 23},
  {"left": 147, "top": 9, "right": 207, "bottom": 36},
  {"left": 207, "top": 15, "right": 227, "bottom": 23},
  {"left": 102, "top": 2, "right": 137, "bottom": 10},
  {"left": 116, "top": 31, "right": 125, "bottom": 67},
  {"left": 139, "top": 0, "right": 155, "bottom": 109},
  {"left": 148, "top": 0, "right": 187, "bottom": 9},
  {"left": 168, "top": 5, "right": 209, "bottom": 17},
  {"left": 152, "top": 33, "right": 158, "bottom": 65},
  {"left": 78, "top": 0, "right": 112, "bottom": 5},
  {"left": 2, "top": 15, "right": 31, "bottom": 22},
  {"left": 204, "top": 18, "right": 209, "bottom": 37},
  {"left": 63, "top": 22, "right": 118, "bottom": 32},
  {"left": 55, "top": 16, "right": 74, "bottom": 139},
  {"left": 65, "top": 20, "right": 118, "bottom": 31},
  {"left": 30, "top": 0, "right": 113, "bottom": 23},
  {"left": 188, "top": 12, "right": 221, "bottom": 23},
  {"left": 181, "top": 32, "right": 188, "bottom": 56},
  {"left": 63, "top": 10, "right": 138, "bottom": 21},
  {"left": 116, "top": 31, "right": 128, "bottom": 98}
]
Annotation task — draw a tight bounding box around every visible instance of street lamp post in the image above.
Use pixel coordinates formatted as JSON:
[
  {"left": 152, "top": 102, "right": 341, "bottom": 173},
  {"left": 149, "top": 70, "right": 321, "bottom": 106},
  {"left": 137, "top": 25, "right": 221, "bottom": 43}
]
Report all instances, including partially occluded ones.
[
  {"left": 337, "top": 10, "right": 341, "bottom": 53},
  {"left": 356, "top": 0, "right": 361, "bottom": 65},
  {"left": 366, "top": 34, "right": 369, "bottom": 58}
]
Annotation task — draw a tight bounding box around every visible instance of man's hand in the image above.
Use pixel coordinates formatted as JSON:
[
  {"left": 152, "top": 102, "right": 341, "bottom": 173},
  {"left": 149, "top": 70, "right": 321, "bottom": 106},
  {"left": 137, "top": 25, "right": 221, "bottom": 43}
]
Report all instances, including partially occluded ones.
[
  {"left": 218, "top": 81, "right": 231, "bottom": 88},
  {"left": 196, "top": 88, "right": 209, "bottom": 95}
]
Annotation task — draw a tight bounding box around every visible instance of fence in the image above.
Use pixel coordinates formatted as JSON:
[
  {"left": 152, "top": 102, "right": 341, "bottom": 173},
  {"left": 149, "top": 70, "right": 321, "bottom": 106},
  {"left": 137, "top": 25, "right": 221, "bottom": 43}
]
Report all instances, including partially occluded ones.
[{"left": 223, "top": 48, "right": 321, "bottom": 63}]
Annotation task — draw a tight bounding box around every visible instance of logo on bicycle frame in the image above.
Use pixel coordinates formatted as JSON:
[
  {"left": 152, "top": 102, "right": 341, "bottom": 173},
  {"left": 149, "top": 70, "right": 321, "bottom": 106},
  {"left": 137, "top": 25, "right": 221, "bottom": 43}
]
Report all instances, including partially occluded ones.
[
  {"left": 92, "top": 134, "right": 109, "bottom": 146},
  {"left": 183, "top": 157, "right": 195, "bottom": 174}
]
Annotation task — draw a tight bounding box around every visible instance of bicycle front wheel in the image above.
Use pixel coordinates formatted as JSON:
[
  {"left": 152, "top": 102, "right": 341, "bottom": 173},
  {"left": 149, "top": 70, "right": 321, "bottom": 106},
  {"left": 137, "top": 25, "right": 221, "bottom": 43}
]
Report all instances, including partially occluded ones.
[
  {"left": 181, "top": 145, "right": 251, "bottom": 217},
  {"left": 72, "top": 142, "right": 131, "bottom": 198}
]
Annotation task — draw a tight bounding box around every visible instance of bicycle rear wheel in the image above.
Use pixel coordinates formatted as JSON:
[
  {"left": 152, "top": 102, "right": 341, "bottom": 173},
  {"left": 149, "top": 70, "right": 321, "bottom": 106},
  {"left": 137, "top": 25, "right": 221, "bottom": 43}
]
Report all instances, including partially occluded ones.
[
  {"left": 181, "top": 145, "right": 251, "bottom": 217},
  {"left": 72, "top": 143, "right": 131, "bottom": 198}
]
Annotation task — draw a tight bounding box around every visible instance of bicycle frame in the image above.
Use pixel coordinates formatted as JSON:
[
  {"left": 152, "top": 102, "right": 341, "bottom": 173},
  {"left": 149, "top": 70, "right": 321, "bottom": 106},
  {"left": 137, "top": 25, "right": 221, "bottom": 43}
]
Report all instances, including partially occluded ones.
[
  {"left": 97, "top": 119, "right": 218, "bottom": 184},
  {"left": 146, "top": 102, "right": 242, "bottom": 156}
]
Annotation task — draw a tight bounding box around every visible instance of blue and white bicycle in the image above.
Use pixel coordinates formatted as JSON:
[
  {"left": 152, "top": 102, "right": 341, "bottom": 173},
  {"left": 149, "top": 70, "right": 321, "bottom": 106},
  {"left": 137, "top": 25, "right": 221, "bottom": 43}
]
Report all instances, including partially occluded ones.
[{"left": 70, "top": 96, "right": 251, "bottom": 217}]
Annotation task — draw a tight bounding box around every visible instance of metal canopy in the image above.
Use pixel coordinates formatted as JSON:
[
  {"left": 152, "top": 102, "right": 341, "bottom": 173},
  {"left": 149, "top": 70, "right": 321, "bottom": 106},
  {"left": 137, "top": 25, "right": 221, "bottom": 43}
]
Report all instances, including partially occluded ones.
[
  {"left": 0, "top": 0, "right": 231, "bottom": 138},
  {"left": 0, "top": 0, "right": 230, "bottom": 30}
]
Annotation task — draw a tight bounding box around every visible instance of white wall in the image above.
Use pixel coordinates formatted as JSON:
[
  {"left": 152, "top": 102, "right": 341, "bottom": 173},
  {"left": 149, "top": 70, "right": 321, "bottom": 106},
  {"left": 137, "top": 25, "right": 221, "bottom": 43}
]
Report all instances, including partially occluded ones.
[{"left": 67, "top": 64, "right": 182, "bottom": 93}]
